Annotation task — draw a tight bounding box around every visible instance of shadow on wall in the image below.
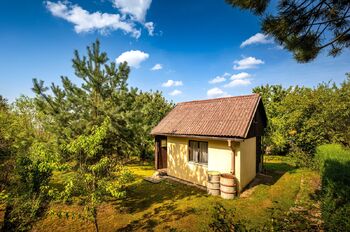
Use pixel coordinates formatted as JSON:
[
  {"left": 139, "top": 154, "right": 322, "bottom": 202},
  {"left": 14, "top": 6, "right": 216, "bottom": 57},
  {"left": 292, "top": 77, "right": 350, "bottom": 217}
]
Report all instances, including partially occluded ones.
[{"left": 168, "top": 142, "right": 208, "bottom": 187}]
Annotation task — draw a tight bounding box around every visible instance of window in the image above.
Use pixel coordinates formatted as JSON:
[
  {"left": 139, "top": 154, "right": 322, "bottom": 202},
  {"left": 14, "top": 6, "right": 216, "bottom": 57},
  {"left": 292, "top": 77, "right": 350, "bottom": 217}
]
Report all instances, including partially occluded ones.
[
  {"left": 161, "top": 139, "right": 167, "bottom": 147},
  {"left": 189, "top": 140, "right": 208, "bottom": 164}
]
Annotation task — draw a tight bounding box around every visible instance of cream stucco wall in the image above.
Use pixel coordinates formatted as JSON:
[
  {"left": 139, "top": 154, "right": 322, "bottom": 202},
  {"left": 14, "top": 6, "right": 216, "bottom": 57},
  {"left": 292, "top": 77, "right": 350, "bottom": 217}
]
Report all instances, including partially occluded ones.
[
  {"left": 238, "top": 137, "right": 256, "bottom": 190},
  {"left": 166, "top": 136, "right": 257, "bottom": 191},
  {"left": 167, "top": 136, "right": 208, "bottom": 186}
]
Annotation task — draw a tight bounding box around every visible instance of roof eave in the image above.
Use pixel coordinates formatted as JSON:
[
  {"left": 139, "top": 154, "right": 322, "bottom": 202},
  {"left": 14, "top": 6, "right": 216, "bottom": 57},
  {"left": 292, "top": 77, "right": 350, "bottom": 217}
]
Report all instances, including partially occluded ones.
[{"left": 150, "top": 133, "right": 245, "bottom": 142}]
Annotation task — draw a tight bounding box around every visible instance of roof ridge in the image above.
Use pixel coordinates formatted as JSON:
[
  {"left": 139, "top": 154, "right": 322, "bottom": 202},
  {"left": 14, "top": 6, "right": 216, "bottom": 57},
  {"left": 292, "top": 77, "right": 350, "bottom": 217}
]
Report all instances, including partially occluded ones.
[{"left": 177, "top": 93, "right": 260, "bottom": 105}]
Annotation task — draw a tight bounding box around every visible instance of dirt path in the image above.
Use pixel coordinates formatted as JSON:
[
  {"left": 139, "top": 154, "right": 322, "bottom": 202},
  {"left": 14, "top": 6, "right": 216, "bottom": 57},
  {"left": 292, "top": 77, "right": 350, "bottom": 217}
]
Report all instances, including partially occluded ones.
[{"left": 289, "top": 172, "right": 323, "bottom": 231}]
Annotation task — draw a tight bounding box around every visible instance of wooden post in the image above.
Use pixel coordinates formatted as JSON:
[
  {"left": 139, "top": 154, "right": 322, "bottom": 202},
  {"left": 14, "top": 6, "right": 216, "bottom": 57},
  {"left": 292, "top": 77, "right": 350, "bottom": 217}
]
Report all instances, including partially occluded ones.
[{"left": 154, "top": 138, "right": 158, "bottom": 170}]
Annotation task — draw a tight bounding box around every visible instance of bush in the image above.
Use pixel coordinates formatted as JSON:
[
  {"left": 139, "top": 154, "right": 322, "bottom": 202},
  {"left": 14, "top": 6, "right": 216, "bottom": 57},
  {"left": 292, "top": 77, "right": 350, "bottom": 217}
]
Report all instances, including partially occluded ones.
[
  {"left": 315, "top": 144, "right": 350, "bottom": 231},
  {"left": 209, "top": 203, "right": 247, "bottom": 232},
  {"left": 288, "top": 144, "right": 314, "bottom": 168},
  {"left": 3, "top": 194, "right": 48, "bottom": 231}
]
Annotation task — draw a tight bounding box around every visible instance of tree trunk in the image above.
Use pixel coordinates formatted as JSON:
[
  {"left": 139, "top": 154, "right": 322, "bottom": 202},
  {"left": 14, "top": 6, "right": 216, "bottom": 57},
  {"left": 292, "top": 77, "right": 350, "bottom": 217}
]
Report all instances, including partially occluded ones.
[{"left": 94, "top": 217, "right": 99, "bottom": 232}]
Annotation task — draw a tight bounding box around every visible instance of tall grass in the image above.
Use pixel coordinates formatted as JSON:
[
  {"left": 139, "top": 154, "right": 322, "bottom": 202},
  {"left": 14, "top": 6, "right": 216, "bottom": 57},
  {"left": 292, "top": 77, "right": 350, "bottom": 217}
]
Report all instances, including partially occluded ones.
[
  {"left": 315, "top": 144, "right": 350, "bottom": 231},
  {"left": 315, "top": 144, "right": 350, "bottom": 167}
]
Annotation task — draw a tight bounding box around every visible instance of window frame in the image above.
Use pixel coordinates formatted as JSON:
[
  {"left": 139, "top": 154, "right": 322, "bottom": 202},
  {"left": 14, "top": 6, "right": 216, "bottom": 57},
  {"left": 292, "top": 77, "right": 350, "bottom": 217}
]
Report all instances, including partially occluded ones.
[{"left": 188, "top": 140, "right": 208, "bottom": 165}]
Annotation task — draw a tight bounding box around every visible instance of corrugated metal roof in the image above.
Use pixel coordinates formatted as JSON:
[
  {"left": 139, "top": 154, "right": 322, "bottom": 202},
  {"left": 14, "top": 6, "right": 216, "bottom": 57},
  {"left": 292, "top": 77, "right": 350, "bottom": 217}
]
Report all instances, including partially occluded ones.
[{"left": 151, "top": 94, "right": 261, "bottom": 138}]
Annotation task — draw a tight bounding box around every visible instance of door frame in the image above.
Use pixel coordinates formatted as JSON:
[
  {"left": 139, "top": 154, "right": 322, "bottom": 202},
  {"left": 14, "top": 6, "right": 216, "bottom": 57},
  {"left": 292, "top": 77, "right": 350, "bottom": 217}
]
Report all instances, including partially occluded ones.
[{"left": 155, "top": 135, "right": 167, "bottom": 169}]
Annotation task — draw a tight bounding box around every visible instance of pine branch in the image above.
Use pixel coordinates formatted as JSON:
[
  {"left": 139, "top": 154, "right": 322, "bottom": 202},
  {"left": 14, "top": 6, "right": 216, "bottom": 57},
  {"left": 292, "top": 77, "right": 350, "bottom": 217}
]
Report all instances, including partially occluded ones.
[{"left": 318, "top": 27, "right": 350, "bottom": 49}]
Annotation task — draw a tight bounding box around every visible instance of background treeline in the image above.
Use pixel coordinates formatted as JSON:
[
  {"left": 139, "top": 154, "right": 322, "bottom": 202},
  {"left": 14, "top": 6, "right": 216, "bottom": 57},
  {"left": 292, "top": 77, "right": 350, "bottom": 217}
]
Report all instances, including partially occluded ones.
[
  {"left": 0, "top": 40, "right": 173, "bottom": 231},
  {"left": 253, "top": 75, "right": 350, "bottom": 166}
]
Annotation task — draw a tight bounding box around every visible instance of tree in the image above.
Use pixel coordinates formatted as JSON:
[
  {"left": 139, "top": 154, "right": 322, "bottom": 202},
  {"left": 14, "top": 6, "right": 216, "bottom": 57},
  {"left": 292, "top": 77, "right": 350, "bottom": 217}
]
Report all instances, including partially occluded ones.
[
  {"left": 61, "top": 117, "right": 133, "bottom": 232},
  {"left": 1, "top": 96, "right": 58, "bottom": 231},
  {"left": 253, "top": 84, "right": 291, "bottom": 154},
  {"left": 0, "top": 95, "right": 8, "bottom": 110},
  {"left": 31, "top": 40, "right": 172, "bottom": 231},
  {"left": 226, "top": 0, "right": 350, "bottom": 62},
  {"left": 32, "top": 40, "right": 135, "bottom": 159},
  {"left": 253, "top": 74, "right": 350, "bottom": 166},
  {"left": 129, "top": 90, "right": 174, "bottom": 160}
]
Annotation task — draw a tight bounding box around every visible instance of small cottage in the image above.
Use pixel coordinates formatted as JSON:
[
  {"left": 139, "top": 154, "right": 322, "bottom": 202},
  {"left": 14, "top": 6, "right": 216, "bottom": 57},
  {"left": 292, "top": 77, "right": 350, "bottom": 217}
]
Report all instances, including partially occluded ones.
[{"left": 151, "top": 94, "right": 267, "bottom": 192}]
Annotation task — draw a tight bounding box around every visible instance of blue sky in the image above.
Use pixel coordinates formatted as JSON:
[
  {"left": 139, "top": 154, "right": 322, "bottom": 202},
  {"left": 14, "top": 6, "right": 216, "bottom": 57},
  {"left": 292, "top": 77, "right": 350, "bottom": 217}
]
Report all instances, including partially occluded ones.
[{"left": 0, "top": 0, "right": 349, "bottom": 102}]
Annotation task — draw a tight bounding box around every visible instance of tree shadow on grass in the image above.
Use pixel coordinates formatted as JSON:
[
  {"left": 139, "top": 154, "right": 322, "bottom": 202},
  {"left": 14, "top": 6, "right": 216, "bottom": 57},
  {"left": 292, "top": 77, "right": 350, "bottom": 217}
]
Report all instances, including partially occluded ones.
[
  {"left": 263, "top": 162, "right": 297, "bottom": 182},
  {"left": 115, "top": 201, "right": 197, "bottom": 232},
  {"left": 114, "top": 179, "right": 204, "bottom": 214},
  {"left": 318, "top": 159, "right": 350, "bottom": 231},
  {"left": 243, "top": 162, "right": 297, "bottom": 192}
]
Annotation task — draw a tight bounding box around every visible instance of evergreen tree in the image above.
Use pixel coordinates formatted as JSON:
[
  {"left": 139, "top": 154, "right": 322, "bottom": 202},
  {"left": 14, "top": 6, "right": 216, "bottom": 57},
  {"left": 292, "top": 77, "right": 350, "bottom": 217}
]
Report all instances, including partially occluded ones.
[
  {"left": 31, "top": 40, "right": 172, "bottom": 231},
  {"left": 32, "top": 40, "right": 135, "bottom": 159},
  {"left": 226, "top": 0, "right": 350, "bottom": 62}
]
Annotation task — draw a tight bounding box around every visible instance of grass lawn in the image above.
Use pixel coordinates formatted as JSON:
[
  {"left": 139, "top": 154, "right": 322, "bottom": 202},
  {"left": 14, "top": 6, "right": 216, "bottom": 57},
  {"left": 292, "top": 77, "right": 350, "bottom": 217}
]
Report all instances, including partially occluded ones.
[{"left": 32, "top": 156, "right": 320, "bottom": 231}]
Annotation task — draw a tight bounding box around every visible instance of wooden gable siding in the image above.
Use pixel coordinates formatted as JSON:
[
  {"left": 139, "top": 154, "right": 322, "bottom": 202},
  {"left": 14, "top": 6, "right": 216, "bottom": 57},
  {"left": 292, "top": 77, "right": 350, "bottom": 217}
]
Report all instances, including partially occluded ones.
[{"left": 246, "top": 100, "right": 267, "bottom": 138}]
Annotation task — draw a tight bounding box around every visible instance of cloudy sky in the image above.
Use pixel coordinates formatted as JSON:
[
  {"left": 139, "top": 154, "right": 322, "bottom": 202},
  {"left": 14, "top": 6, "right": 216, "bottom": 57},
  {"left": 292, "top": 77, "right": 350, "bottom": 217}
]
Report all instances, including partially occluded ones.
[{"left": 0, "top": 0, "right": 349, "bottom": 102}]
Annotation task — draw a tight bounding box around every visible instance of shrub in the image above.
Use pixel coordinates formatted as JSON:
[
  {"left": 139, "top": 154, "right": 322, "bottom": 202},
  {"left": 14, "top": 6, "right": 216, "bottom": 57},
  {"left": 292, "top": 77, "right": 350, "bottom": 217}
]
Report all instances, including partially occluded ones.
[
  {"left": 209, "top": 203, "right": 247, "bottom": 232},
  {"left": 315, "top": 144, "right": 350, "bottom": 231},
  {"left": 288, "top": 144, "right": 313, "bottom": 168},
  {"left": 3, "top": 194, "right": 48, "bottom": 232}
]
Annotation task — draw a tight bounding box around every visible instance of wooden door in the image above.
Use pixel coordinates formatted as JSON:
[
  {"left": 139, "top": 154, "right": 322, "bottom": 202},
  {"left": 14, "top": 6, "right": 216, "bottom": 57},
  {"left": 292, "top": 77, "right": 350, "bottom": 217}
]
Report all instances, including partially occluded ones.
[
  {"left": 159, "top": 137, "right": 167, "bottom": 169},
  {"left": 155, "top": 136, "right": 167, "bottom": 169}
]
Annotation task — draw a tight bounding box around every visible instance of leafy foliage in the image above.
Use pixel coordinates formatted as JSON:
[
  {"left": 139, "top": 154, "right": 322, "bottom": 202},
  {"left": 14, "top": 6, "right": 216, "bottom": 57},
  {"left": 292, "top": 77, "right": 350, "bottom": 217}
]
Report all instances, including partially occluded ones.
[
  {"left": 226, "top": 0, "right": 350, "bottom": 62},
  {"left": 29, "top": 40, "right": 172, "bottom": 231},
  {"left": 209, "top": 203, "right": 247, "bottom": 232},
  {"left": 1, "top": 97, "right": 59, "bottom": 231},
  {"left": 0, "top": 41, "right": 172, "bottom": 231},
  {"left": 32, "top": 40, "right": 172, "bottom": 161},
  {"left": 254, "top": 73, "right": 350, "bottom": 166}
]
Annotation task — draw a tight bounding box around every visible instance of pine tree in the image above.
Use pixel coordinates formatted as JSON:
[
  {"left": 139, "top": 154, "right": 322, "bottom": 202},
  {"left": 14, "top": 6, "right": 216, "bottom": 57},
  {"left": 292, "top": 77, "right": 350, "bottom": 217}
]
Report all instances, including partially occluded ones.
[
  {"left": 31, "top": 40, "right": 172, "bottom": 231},
  {"left": 226, "top": 0, "right": 350, "bottom": 62},
  {"left": 32, "top": 40, "right": 134, "bottom": 158}
]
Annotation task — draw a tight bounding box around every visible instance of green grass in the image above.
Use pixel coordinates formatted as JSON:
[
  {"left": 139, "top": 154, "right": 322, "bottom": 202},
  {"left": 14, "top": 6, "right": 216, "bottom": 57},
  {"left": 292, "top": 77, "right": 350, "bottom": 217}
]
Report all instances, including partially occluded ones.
[
  {"left": 315, "top": 144, "right": 350, "bottom": 231},
  {"left": 315, "top": 144, "right": 350, "bottom": 167},
  {"left": 32, "top": 156, "right": 320, "bottom": 231}
]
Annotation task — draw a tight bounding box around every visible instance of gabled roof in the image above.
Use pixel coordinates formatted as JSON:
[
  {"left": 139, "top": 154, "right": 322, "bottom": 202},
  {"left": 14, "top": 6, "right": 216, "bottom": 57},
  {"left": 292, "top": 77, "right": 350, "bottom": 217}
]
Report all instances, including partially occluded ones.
[{"left": 151, "top": 93, "right": 266, "bottom": 139}]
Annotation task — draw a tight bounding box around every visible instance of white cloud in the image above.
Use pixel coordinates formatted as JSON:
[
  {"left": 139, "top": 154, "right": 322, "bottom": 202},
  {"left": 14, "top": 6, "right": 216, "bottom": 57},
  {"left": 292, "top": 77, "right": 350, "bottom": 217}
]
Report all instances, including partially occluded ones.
[
  {"left": 209, "top": 72, "right": 230, "bottom": 84},
  {"left": 151, "top": 63, "right": 162, "bottom": 71},
  {"left": 169, "top": 89, "right": 182, "bottom": 96},
  {"left": 162, "top": 80, "right": 183, "bottom": 87},
  {"left": 233, "top": 57, "right": 264, "bottom": 70},
  {"left": 207, "top": 87, "right": 229, "bottom": 98},
  {"left": 116, "top": 50, "right": 149, "bottom": 68},
  {"left": 224, "top": 79, "right": 251, "bottom": 88},
  {"left": 46, "top": 1, "right": 141, "bottom": 38},
  {"left": 209, "top": 76, "right": 226, "bottom": 84},
  {"left": 144, "top": 22, "right": 154, "bottom": 35},
  {"left": 230, "top": 72, "right": 251, "bottom": 79},
  {"left": 113, "top": 0, "right": 152, "bottom": 22},
  {"left": 240, "top": 33, "right": 274, "bottom": 48}
]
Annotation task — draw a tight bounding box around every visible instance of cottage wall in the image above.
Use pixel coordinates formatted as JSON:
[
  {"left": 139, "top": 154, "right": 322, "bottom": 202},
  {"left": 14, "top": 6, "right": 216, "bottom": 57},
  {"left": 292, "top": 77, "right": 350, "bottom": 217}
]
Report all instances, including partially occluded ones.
[
  {"left": 239, "top": 137, "right": 257, "bottom": 190},
  {"left": 167, "top": 136, "right": 208, "bottom": 186},
  {"left": 167, "top": 136, "right": 257, "bottom": 190}
]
